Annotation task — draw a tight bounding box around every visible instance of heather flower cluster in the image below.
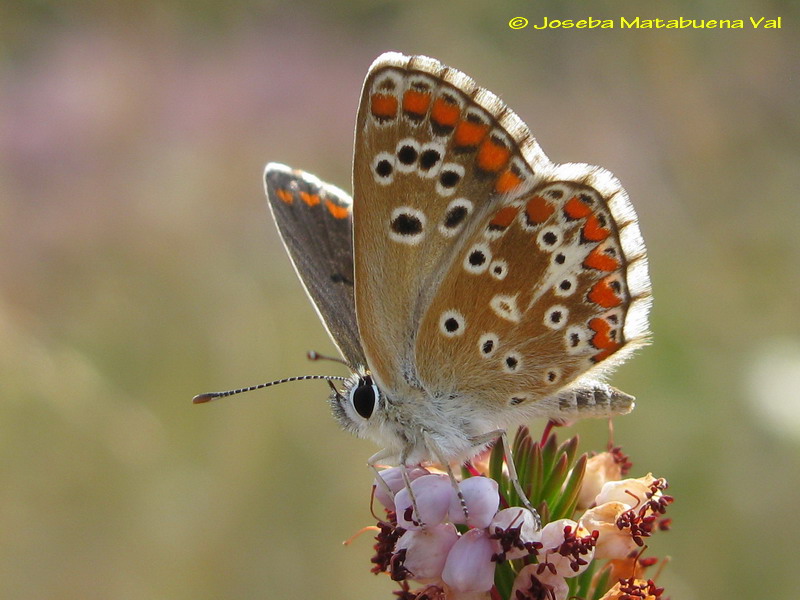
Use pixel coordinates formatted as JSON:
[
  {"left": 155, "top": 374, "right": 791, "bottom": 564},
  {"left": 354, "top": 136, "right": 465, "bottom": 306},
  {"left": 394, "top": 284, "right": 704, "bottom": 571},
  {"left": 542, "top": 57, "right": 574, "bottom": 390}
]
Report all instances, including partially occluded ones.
[{"left": 368, "top": 428, "right": 673, "bottom": 600}]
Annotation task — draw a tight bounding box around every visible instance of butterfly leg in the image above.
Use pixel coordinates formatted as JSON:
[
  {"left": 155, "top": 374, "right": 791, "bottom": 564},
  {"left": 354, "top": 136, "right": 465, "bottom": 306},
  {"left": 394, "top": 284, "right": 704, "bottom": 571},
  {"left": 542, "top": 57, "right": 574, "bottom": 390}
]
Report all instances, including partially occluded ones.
[
  {"left": 368, "top": 447, "right": 430, "bottom": 528},
  {"left": 398, "top": 452, "right": 427, "bottom": 529},
  {"left": 470, "top": 429, "right": 542, "bottom": 530},
  {"left": 443, "top": 461, "right": 469, "bottom": 522},
  {"left": 368, "top": 448, "right": 397, "bottom": 500},
  {"left": 421, "top": 431, "right": 470, "bottom": 523}
]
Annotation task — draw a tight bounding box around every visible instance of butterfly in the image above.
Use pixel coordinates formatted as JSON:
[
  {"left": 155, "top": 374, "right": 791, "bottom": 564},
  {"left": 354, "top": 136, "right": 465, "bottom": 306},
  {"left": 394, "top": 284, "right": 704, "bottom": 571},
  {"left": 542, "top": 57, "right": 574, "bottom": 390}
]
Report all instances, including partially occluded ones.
[{"left": 203, "top": 52, "right": 651, "bottom": 479}]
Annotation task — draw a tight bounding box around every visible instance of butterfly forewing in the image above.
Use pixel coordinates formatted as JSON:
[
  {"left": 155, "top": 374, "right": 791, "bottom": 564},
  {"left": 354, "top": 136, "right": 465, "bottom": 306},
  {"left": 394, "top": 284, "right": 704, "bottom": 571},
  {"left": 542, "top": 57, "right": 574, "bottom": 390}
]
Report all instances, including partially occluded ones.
[
  {"left": 352, "top": 53, "right": 551, "bottom": 393},
  {"left": 265, "top": 163, "right": 367, "bottom": 367}
]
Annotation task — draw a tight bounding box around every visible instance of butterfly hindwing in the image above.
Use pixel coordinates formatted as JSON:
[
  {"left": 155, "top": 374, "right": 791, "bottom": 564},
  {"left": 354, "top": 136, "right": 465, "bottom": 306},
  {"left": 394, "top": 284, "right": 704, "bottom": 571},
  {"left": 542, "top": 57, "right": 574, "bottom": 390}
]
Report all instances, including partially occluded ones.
[
  {"left": 265, "top": 163, "right": 366, "bottom": 367},
  {"left": 415, "top": 164, "right": 651, "bottom": 414}
]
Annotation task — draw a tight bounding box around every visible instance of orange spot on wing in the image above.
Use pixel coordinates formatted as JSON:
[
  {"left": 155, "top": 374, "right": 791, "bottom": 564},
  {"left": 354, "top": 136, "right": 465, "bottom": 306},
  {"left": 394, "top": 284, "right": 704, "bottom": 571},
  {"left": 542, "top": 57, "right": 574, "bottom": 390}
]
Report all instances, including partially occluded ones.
[
  {"left": 276, "top": 188, "right": 293, "bottom": 204},
  {"left": 477, "top": 138, "right": 510, "bottom": 172},
  {"left": 430, "top": 97, "right": 460, "bottom": 127},
  {"left": 588, "top": 277, "right": 622, "bottom": 308},
  {"left": 593, "top": 343, "right": 622, "bottom": 362},
  {"left": 325, "top": 200, "right": 350, "bottom": 219},
  {"left": 582, "top": 214, "right": 610, "bottom": 242},
  {"left": 371, "top": 93, "right": 398, "bottom": 119},
  {"left": 525, "top": 195, "right": 555, "bottom": 225},
  {"left": 403, "top": 89, "right": 431, "bottom": 116},
  {"left": 583, "top": 247, "right": 620, "bottom": 272},
  {"left": 589, "top": 316, "right": 622, "bottom": 360},
  {"left": 589, "top": 317, "right": 615, "bottom": 348},
  {"left": 564, "top": 196, "right": 593, "bottom": 219},
  {"left": 453, "top": 120, "right": 489, "bottom": 147},
  {"left": 494, "top": 169, "right": 523, "bottom": 194},
  {"left": 489, "top": 206, "right": 519, "bottom": 229},
  {"left": 299, "top": 191, "right": 320, "bottom": 207}
]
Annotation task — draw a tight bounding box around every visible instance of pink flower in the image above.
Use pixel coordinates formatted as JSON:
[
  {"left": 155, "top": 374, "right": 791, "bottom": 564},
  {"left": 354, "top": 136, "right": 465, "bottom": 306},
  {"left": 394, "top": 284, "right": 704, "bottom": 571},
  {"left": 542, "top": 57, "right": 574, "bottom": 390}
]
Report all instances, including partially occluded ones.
[
  {"left": 448, "top": 476, "right": 500, "bottom": 529},
  {"left": 510, "top": 563, "right": 569, "bottom": 600},
  {"left": 441, "top": 529, "right": 496, "bottom": 593},
  {"left": 366, "top": 431, "right": 673, "bottom": 600},
  {"left": 373, "top": 466, "right": 430, "bottom": 511},
  {"left": 395, "top": 474, "right": 453, "bottom": 529},
  {"left": 394, "top": 523, "right": 459, "bottom": 582},
  {"left": 597, "top": 578, "right": 664, "bottom": 599},
  {"left": 579, "top": 501, "right": 639, "bottom": 560},
  {"left": 489, "top": 507, "right": 542, "bottom": 561},
  {"left": 586, "top": 475, "right": 673, "bottom": 552},
  {"left": 537, "top": 519, "right": 597, "bottom": 577}
]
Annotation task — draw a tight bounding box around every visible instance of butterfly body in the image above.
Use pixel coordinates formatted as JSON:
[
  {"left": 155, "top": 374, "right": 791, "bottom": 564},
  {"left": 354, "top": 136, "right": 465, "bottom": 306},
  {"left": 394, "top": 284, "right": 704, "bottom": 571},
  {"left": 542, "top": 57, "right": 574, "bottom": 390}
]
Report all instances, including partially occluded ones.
[{"left": 265, "top": 52, "right": 651, "bottom": 468}]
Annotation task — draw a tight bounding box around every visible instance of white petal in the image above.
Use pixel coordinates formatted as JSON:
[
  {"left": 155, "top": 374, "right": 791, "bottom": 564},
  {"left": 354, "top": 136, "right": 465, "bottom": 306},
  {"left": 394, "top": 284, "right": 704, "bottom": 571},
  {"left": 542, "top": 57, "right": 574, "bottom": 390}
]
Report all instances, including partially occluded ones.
[
  {"left": 489, "top": 507, "right": 541, "bottom": 560},
  {"left": 594, "top": 473, "right": 657, "bottom": 509}
]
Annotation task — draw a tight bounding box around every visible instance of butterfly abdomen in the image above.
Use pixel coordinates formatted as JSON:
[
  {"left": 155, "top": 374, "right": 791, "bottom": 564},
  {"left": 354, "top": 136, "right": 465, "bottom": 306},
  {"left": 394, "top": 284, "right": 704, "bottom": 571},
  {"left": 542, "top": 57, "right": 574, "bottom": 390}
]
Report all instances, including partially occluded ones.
[{"left": 549, "top": 381, "right": 635, "bottom": 419}]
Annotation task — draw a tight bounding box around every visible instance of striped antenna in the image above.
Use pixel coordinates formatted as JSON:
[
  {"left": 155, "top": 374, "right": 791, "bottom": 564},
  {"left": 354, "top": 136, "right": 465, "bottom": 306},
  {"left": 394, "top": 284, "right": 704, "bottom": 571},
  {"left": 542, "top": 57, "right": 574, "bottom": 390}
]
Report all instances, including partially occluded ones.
[
  {"left": 192, "top": 374, "right": 348, "bottom": 404},
  {"left": 306, "top": 350, "right": 350, "bottom": 367}
]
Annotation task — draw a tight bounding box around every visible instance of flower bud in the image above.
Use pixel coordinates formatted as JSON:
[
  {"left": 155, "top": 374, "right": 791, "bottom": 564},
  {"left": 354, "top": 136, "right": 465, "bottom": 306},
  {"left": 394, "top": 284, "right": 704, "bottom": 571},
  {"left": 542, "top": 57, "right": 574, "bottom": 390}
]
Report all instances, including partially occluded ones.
[{"left": 578, "top": 451, "right": 624, "bottom": 509}]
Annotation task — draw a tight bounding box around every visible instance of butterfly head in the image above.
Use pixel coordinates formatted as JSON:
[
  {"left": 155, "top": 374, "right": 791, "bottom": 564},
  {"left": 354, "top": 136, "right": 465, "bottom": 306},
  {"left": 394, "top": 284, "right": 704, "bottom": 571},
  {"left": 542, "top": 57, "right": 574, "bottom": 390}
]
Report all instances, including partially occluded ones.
[
  {"left": 329, "top": 369, "right": 493, "bottom": 466},
  {"left": 330, "top": 371, "right": 407, "bottom": 454},
  {"left": 331, "top": 372, "right": 380, "bottom": 429}
]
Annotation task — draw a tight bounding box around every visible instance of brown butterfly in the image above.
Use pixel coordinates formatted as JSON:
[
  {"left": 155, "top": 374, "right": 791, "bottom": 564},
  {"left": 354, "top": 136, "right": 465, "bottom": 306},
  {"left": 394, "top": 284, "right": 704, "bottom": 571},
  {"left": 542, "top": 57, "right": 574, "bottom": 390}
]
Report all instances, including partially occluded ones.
[{"left": 198, "top": 52, "right": 651, "bottom": 501}]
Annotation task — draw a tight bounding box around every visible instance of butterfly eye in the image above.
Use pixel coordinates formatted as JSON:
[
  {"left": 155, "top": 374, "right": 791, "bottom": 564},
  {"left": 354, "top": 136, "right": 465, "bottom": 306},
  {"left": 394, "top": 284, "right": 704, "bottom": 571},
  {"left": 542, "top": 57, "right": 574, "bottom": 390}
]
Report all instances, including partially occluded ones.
[{"left": 349, "top": 376, "right": 380, "bottom": 419}]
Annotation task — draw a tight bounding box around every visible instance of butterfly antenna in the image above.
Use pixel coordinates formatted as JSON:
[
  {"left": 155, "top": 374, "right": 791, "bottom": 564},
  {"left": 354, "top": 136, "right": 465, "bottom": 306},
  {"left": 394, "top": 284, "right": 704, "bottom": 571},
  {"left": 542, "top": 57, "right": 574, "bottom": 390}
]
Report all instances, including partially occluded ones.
[
  {"left": 192, "top": 374, "right": 348, "bottom": 404},
  {"left": 307, "top": 350, "right": 350, "bottom": 368}
]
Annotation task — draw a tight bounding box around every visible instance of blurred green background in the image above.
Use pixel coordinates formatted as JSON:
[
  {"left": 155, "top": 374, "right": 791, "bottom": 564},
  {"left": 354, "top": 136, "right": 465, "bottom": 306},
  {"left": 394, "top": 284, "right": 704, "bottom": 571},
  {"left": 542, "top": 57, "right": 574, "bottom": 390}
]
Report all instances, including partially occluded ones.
[{"left": 1, "top": 0, "right": 798, "bottom": 598}]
